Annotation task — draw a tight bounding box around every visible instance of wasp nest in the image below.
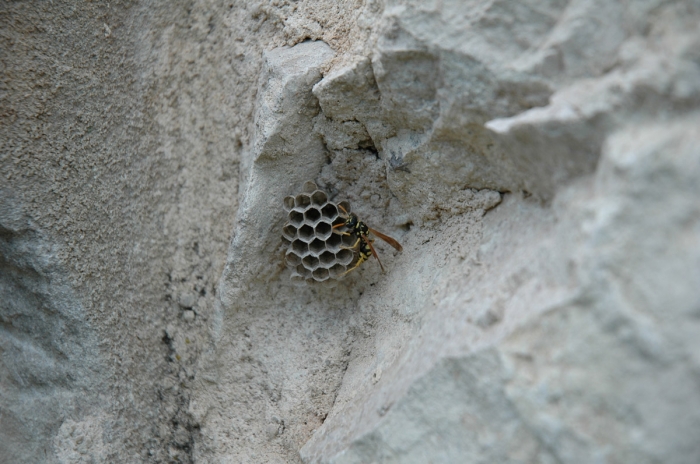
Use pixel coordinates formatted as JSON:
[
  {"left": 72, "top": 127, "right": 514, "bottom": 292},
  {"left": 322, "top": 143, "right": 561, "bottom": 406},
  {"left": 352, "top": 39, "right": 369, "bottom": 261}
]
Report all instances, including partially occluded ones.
[{"left": 282, "top": 181, "right": 355, "bottom": 283}]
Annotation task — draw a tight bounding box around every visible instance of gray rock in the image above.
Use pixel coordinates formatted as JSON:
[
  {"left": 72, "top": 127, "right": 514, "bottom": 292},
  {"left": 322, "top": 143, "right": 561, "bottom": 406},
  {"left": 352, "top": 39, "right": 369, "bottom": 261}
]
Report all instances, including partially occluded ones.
[
  {"left": 219, "top": 40, "right": 335, "bottom": 310},
  {"left": 298, "top": 1, "right": 700, "bottom": 463},
  {"left": 0, "top": 193, "right": 104, "bottom": 463},
  {"left": 3, "top": 1, "right": 699, "bottom": 463},
  {"left": 178, "top": 293, "right": 196, "bottom": 309}
]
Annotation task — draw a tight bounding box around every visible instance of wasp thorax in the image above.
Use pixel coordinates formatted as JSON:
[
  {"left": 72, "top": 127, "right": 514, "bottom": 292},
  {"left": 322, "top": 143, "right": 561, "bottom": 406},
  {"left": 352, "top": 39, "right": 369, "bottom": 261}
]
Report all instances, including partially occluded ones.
[{"left": 282, "top": 181, "right": 355, "bottom": 283}]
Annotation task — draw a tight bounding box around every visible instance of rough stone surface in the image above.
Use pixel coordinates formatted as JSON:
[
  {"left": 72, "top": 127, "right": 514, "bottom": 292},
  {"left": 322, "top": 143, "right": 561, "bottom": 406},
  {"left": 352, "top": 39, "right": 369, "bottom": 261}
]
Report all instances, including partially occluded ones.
[{"left": 2, "top": 1, "right": 699, "bottom": 463}]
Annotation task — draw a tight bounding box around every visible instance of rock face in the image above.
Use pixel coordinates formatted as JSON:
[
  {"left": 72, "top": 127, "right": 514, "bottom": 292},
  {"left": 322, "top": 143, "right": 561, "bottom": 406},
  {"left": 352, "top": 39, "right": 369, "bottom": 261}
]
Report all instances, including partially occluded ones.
[
  {"left": 2, "top": 1, "right": 699, "bottom": 463},
  {"left": 0, "top": 193, "right": 104, "bottom": 463}
]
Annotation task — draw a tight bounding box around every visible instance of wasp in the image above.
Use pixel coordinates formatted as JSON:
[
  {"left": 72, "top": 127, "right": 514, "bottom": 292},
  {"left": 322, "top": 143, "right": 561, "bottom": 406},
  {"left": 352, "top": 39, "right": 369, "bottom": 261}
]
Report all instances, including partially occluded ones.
[{"left": 333, "top": 204, "right": 403, "bottom": 275}]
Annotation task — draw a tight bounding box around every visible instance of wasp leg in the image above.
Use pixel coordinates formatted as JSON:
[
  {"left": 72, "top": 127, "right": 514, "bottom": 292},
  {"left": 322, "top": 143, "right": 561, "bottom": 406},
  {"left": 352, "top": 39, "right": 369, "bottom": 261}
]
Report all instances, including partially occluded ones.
[
  {"left": 339, "top": 237, "right": 361, "bottom": 250},
  {"left": 340, "top": 260, "right": 363, "bottom": 276}
]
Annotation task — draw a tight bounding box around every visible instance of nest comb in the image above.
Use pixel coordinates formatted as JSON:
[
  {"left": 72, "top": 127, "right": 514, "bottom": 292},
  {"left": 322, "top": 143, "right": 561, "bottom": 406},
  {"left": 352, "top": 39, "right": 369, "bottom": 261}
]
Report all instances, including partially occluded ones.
[{"left": 282, "top": 181, "right": 356, "bottom": 283}]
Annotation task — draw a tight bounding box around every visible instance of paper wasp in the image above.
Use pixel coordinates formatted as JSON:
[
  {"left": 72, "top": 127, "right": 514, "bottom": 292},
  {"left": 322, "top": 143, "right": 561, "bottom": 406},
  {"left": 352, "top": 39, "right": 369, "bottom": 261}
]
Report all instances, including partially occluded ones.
[{"left": 333, "top": 204, "right": 403, "bottom": 275}]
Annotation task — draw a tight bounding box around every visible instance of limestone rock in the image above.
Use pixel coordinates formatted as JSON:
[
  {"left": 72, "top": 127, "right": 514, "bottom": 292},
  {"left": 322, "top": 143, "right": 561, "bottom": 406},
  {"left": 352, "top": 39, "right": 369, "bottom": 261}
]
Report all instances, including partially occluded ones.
[
  {"left": 219, "top": 40, "right": 334, "bottom": 310},
  {"left": 2, "top": 1, "right": 699, "bottom": 463},
  {"left": 0, "top": 194, "right": 103, "bottom": 463}
]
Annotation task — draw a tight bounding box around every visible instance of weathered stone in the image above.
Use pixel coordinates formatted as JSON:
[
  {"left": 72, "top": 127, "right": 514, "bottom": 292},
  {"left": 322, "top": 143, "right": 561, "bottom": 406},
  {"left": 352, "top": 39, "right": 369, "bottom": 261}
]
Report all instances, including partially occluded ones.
[
  {"left": 2, "top": 1, "right": 699, "bottom": 463},
  {"left": 0, "top": 194, "right": 104, "bottom": 463},
  {"left": 219, "top": 40, "right": 335, "bottom": 311}
]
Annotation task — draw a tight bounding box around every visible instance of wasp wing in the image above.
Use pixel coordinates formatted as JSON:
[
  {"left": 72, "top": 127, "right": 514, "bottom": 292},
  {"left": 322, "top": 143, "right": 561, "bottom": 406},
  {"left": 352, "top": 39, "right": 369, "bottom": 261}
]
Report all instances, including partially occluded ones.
[
  {"left": 365, "top": 239, "right": 386, "bottom": 273},
  {"left": 368, "top": 228, "right": 403, "bottom": 252}
]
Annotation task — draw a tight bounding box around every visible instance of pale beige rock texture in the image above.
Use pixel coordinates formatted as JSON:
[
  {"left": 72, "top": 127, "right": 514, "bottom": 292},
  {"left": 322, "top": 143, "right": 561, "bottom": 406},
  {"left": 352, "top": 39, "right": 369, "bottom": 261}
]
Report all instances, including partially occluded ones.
[{"left": 1, "top": 1, "right": 699, "bottom": 463}]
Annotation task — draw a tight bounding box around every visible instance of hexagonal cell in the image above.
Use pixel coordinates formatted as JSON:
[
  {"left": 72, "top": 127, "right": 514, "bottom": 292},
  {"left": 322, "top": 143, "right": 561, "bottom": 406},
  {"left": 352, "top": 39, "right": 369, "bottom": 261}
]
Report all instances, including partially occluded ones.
[
  {"left": 311, "top": 190, "right": 327, "bottom": 206},
  {"left": 332, "top": 214, "right": 349, "bottom": 230},
  {"left": 285, "top": 251, "right": 301, "bottom": 267},
  {"left": 282, "top": 223, "right": 297, "bottom": 241},
  {"left": 298, "top": 224, "right": 315, "bottom": 243},
  {"left": 337, "top": 200, "right": 351, "bottom": 215},
  {"left": 314, "top": 221, "right": 332, "bottom": 240},
  {"left": 321, "top": 203, "right": 338, "bottom": 221},
  {"left": 319, "top": 250, "right": 335, "bottom": 267},
  {"left": 302, "top": 255, "right": 319, "bottom": 271},
  {"left": 292, "top": 239, "right": 308, "bottom": 257},
  {"left": 296, "top": 264, "right": 311, "bottom": 277},
  {"left": 283, "top": 196, "right": 295, "bottom": 212},
  {"left": 289, "top": 210, "right": 304, "bottom": 227},
  {"left": 304, "top": 207, "right": 321, "bottom": 224},
  {"left": 302, "top": 181, "right": 317, "bottom": 193},
  {"left": 312, "top": 268, "right": 330, "bottom": 282},
  {"left": 336, "top": 248, "right": 354, "bottom": 266},
  {"left": 326, "top": 232, "right": 342, "bottom": 251},
  {"left": 295, "top": 194, "right": 311, "bottom": 210},
  {"left": 329, "top": 263, "right": 346, "bottom": 278},
  {"left": 283, "top": 194, "right": 361, "bottom": 283},
  {"left": 309, "top": 238, "right": 326, "bottom": 255},
  {"left": 342, "top": 233, "right": 359, "bottom": 248}
]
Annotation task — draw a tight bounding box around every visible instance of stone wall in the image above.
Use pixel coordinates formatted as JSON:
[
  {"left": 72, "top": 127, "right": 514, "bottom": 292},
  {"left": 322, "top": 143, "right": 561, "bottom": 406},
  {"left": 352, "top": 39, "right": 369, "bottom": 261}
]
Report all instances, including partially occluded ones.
[{"left": 2, "top": 1, "right": 699, "bottom": 463}]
